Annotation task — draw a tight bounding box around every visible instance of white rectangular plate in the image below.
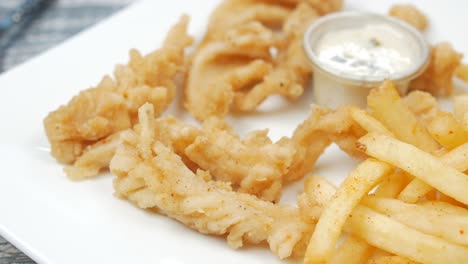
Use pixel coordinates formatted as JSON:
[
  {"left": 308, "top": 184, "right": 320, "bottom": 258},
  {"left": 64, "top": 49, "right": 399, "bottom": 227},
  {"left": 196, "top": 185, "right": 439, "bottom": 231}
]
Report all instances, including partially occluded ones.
[{"left": 0, "top": 0, "right": 466, "bottom": 263}]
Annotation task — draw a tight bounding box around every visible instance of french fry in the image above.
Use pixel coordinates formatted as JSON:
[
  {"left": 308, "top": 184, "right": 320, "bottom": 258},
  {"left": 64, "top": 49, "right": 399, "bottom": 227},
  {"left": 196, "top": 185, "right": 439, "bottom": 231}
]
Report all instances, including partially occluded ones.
[
  {"left": 366, "top": 256, "right": 420, "bottom": 264},
  {"left": 438, "top": 193, "right": 467, "bottom": 208},
  {"left": 350, "top": 107, "right": 394, "bottom": 136},
  {"left": 305, "top": 159, "right": 392, "bottom": 264},
  {"left": 454, "top": 95, "right": 468, "bottom": 130},
  {"left": 367, "top": 81, "right": 442, "bottom": 205},
  {"left": 453, "top": 94, "right": 468, "bottom": 124},
  {"left": 367, "top": 80, "right": 440, "bottom": 152},
  {"left": 357, "top": 133, "right": 468, "bottom": 204},
  {"left": 344, "top": 206, "right": 468, "bottom": 264},
  {"left": 427, "top": 111, "right": 468, "bottom": 149},
  {"left": 419, "top": 200, "right": 468, "bottom": 216},
  {"left": 374, "top": 170, "right": 411, "bottom": 198},
  {"left": 363, "top": 196, "right": 468, "bottom": 246},
  {"left": 304, "top": 176, "right": 375, "bottom": 264},
  {"left": 304, "top": 175, "right": 468, "bottom": 263},
  {"left": 329, "top": 235, "right": 373, "bottom": 264},
  {"left": 398, "top": 142, "right": 468, "bottom": 203}
]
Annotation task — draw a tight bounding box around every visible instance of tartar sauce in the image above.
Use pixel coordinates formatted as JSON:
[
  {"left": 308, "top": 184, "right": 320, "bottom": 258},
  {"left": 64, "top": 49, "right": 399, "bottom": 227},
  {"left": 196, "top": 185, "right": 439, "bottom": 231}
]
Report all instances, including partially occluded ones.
[
  {"left": 315, "top": 23, "right": 416, "bottom": 78},
  {"left": 303, "top": 12, "right": 429, "bottom": 108}
]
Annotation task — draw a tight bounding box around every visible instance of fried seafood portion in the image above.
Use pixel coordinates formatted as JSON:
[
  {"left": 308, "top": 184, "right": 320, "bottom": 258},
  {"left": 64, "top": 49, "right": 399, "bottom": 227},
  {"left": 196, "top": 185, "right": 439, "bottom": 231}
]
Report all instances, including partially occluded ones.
[
  {"left": 185, "top": 21, "right": 278, "bottom": 120},
  {"left": 233, "top": 3, "right": 319, "bottom": 111},
  {"left": 304, "top": 0, "right": 343, "bottom": 15},
  {"left": 44, "top": 16, "right": 193, "bottom": 178},
  {"left": 185, "top": 1, "right": 341, "bottom": 120},
  {"left": 185, "top": 118, "right": 296, "bottom": 202},
  {"left": 409, "top": 42, "right": 463, "bottom": 96},
  {"left": 110, "top": 104, "right": 313, "bottom": 259},
  {"left": 389, "top": 4, "right": 428, "bottom": 31},
  {"left": 206, "top": 0, "right": 293, "bottom": 40},
  {"left": 100, "top": 113, "right": 295, "bottom": 202},
  {"left": 455, "top": 64, "right": 468, "bottom": 83},
  {"left": 285, "top": 105, "right": 366, "bottom": 181}
]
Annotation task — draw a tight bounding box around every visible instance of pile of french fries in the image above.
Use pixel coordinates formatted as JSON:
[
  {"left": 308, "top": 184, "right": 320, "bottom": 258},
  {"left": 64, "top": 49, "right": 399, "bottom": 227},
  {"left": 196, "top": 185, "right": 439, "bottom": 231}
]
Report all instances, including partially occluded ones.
[{"left": 304, "top": 80, "right": 468, "bottom": 264}]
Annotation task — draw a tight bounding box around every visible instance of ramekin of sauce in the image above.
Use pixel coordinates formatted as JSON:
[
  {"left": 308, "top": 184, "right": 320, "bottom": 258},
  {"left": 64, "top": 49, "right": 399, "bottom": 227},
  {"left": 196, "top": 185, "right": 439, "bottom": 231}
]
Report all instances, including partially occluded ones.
[{"left": 303, "top": 12, "right": 430, "bottom": 108}]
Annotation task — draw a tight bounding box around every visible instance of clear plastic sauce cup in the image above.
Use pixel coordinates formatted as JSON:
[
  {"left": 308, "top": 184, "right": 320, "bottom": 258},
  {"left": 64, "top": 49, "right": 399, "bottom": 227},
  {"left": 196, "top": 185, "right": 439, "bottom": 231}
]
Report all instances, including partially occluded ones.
[{"left": 303, "top": 12, "right": 430, "bottom": 108}]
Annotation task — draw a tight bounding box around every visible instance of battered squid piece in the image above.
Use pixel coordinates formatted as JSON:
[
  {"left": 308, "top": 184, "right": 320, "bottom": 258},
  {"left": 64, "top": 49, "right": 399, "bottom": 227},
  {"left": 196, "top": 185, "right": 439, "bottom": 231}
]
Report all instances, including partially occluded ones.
[
  {"left": 44, "top": 16, "right": 193, "bottom": 178},
  {"left": 110, "top": 104, "right": 313, "bottom": 259},
  {"left": 185, "top": 118, "right": 296, "bottom": 202},
  {"left": 233, "top": 3, "right": 319, "bottom": 111},
  {"left": 64, "top": 131, "right": 125, "bottom": 180},
  {"left": 206, "top": 0, "right": 294, "bottom": 40},
  {"left": 185, "top": 0, "right": 345, "bottom": 120},
  {"left": 285, "top": 105, "right": 366, "bottom": 181},
  {"left": 304, "top": 0, "right": 343, "bottom": 15},
  {"left": 409, "top": 42, "right": 463, "bottom": 96},
  {"left": 389, "top": 4, "right": 428, "bottom": 31},
  {"left": 185, "top": 22, "right": 278, "bottom": 120}
]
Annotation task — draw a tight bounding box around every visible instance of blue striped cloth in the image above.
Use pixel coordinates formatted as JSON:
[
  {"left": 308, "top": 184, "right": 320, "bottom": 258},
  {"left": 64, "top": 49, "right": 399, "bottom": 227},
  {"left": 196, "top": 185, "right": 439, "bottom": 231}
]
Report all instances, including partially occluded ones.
[{"left": 0, "top": 1, "right": 134, "bottom": 262}]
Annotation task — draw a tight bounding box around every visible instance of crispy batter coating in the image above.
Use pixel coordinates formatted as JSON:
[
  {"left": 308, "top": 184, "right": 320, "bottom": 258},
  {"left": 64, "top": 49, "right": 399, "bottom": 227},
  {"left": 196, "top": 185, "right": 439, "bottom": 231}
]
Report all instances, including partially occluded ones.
[
  {"left": 108, "top": 114, "right": 297, "bottom": 202},
  {"left": 304, "top": 0, "right": 343, "bottom": 15},
  {"left": 206, "top": 0, "right": 293, "bottom": 40},
  {"left": 285, "top": 105, "right": 366, "bottom": 181},
  {"left": 185, "top": 21, "right": 278, "bottom": 120},
  {"left": 233, "top": 3, "right": 319, "bottom": 111},
  {"left": 185, "top": 118, "right": 296, "bottom": 202},
  {"left": 409, "top": 42, "right": 463, "bottom": 96},
  {"left": 44, "top": 16, "right": 193, "bottom": 176},
  {"left": 455, "top": 64, "right": 468, "bottom": 82},
  {"left": 185, "top": 1, "right": 341, "bottom": 120},
  {"left": 64, "top": 131, "right": 125, "bottom": 180},
  {"left": 110, "top": 104, "right": 313, "bottom": 259},
  {"left": 389, "top": 4, "right": 428, "bottom": 31}
]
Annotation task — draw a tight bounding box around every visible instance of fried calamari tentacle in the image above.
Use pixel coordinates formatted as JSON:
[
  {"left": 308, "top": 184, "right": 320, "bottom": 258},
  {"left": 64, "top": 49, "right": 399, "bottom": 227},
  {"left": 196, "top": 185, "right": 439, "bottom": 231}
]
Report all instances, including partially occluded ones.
[
  {"left": 64, "top": 131, "right": 125, "bottom": 180},
  {"left": 233, "top": 3, "right": 319, "bottom": 111},
  {"left": 409, "top": 42, "right": 463, "bottom": 96},
  {"left": 285, "top": 105, "right": 366, "bottom": 181},
  {"left": 185, "top": 117, "right": 296, "bottom": 202},
  {"left": 110, "top": 104, "right": 313, "bottom": 259},
  {"left": 45, "top": 16, "right": 193, "bottom": 173}
]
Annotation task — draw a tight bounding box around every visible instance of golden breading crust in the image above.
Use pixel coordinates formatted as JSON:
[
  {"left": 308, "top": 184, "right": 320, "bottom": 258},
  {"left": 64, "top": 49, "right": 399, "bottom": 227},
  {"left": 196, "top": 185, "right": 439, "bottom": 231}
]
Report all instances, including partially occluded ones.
[
  {"left": 110, "top": 104, "right": 314, "bottom": 259},
  {"left": 185, "top": 118, "right": 296, "bottom": 202},
  {"left": 285, "top": 105, "right": 366, "bottom": 181},
  {"left": 409, "top": 42, "right": 463, "bottom": 96},
  {"left": 44, "top": 16, "right": 193, "bottom": 179},
  {"left": 389, "top": 4, "right": 428, "bottom": 31},
  {"left": 185, "top": 1, "right": 342, "bottom": 120}
]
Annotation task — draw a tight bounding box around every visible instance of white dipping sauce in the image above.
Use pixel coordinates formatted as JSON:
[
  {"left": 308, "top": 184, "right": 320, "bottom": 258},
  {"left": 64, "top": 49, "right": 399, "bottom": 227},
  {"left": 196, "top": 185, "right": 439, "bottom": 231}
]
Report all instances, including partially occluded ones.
[
  {"left": 303, "top": 12, "right": 429, "bottom": 108},
  {"left": 315, "top": 23, "right": 416, "bottom": 78}
]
